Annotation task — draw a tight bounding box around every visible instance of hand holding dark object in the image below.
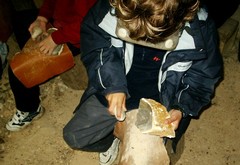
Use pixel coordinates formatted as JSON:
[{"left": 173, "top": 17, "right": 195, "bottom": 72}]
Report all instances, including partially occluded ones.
[{"left": 106, "top": 92, "right": 127, "bottom": 121}]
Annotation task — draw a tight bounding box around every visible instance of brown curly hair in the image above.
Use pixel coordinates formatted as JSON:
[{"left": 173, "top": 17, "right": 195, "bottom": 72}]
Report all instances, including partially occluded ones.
[{"left": 110, "top": 0, "right": 199, "bottom": 43}]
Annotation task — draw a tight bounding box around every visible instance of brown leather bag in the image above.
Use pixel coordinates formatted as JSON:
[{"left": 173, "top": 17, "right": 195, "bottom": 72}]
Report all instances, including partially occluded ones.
[{"left": 10, "top": 37, "right": 74, "bottom": 88}]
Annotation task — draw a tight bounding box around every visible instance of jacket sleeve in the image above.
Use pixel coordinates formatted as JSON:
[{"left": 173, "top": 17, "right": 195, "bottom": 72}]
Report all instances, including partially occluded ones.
[
  {"left": 50, "top": 0, "right": 97, "bottom": 47},
  {"left": 80, "top": 2, "right": 128, "bottom": 96},
  {"left": 38, "top": 0, "right": 96, "bottom": 47},
  {"left": 173, "top": 17, "right": 223, "bottom": 117},
  {"left": 38, "top": 0, "right": 56, "bottom": 20}
]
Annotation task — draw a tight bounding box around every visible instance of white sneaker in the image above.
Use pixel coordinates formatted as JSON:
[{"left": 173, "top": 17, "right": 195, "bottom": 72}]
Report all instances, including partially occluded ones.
[
  {"left": 99, "top": 138, "right": 120, "bottom": 165},
  {"left": 6, "top": 105, "right": 44, "bottom": 131}
]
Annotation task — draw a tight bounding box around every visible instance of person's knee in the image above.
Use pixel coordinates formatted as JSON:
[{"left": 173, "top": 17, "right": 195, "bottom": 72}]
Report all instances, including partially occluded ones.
[
  {"left": 63, "top": 126, "right": 87, "bottom": 150},
  {"left": 63, "top": 130, "right": 76, "bottom": 149}
]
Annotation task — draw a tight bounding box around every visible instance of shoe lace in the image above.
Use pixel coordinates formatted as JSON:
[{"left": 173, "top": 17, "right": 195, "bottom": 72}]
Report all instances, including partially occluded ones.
[{"left": 11, "top": 110, "right": 28, "bottom": 123}]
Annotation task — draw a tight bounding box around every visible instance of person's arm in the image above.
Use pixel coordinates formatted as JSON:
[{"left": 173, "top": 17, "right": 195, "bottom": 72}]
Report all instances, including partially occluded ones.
[
  {"left": 51, "top": 0, "right": 96, "bottom": 46},
  {"left": 81, "top": 2, "right": 128, "bottom": 95},
  {"left": 172, "top": 17, "right": 223, "bottom": 117},
  {"left": 28, "top": 0, "right": 55, "bottom": 38},
  {"left": 27, "top": 0, "right": 56, "bottom": 55},
  {"left": 38, "top": 0, "right": 56, "bottom": 21},
  {"left": 81, "top": 26, "right": 128, "bottom": 95},
  {"left": 80, "top": 2, "right": 128, "bottom": 117}
]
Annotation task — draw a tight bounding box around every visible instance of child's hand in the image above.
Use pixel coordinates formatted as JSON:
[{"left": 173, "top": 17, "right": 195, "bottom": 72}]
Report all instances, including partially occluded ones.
[
  {"left": 38, "top": 35, "right": 58, "bottom": 55},
  {"left": 106, "top": 92, "right": 127, "bottom": 121},
  {"left": 28, "top": 16, "right": 47, "bottom": 40},
  {"left": 165, "top": 109, "right": 183, "bottom": 130}
]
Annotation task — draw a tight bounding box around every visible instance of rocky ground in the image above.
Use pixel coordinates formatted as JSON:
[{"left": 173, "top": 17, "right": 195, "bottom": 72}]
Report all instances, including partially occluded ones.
[{"left": 0, "top": 8, "right": 240, "bottom": 165}]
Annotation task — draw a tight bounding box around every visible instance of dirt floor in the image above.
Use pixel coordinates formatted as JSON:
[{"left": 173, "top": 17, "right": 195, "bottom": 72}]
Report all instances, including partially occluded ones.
[{"left": 1, "top": 11, "right": 240, "bottom": 165}]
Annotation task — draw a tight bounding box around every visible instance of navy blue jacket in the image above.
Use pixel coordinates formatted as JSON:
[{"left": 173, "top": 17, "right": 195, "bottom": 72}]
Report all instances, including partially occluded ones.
[{"left": 78, "top": 0, "right": 223, "bottom": 118}]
